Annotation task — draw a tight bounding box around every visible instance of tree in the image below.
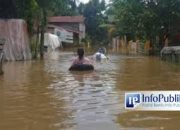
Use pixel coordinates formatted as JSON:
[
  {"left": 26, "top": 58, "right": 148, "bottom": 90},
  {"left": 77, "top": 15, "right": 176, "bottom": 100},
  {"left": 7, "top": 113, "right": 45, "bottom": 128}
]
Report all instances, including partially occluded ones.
[
  {"left": 0, "top": 0, "right": 76, "bottom": 58},
  {"left": 36, "top": 0, "right": 78, "bottom": 58},
  {"left": 78, "top": 0, "right": 108, "bottom": 45},
  {"left": 108, "top": 0, "right": 180, "bottom": 48},
  {"left": 49, "top": 0, "right": 78, "bottom": 16}
]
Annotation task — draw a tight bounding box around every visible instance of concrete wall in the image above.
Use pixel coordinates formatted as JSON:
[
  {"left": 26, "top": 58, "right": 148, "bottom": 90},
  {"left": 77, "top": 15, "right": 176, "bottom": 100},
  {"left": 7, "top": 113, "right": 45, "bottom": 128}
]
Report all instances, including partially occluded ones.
[{"left": 0, "top": 19, "right": 31, "bottom": 61}]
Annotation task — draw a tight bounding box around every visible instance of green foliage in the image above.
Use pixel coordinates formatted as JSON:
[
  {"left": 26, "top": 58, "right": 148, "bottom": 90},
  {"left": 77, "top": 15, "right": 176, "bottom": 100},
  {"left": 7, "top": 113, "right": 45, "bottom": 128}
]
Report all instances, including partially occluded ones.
[
  {"left": 78, "top": 0, "right": 108, "bottom": 45},
  {"left": 16, "top": 0, "right": 39, "bottom": 34},
  {"left": 0, "top": 0, "right": 77, "bottom": 31},
  {"left": 109, "top": 0, "right": 180, "bottom": 45},
  {"left": 30, "top": 36, "right": 39, "bottom": 59},
  {"left": 0, "top": 0, "right": 77, "bottom": 58},
  {"left": 48, "top": 0, "right": 78, "bottom": 16}
]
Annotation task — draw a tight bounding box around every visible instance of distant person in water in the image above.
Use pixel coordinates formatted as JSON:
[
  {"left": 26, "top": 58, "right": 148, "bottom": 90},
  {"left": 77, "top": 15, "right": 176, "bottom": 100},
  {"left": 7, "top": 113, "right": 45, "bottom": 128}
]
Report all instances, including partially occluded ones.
[
  {"left": 98, "top": 47, "right": 107, "bottom": 54},
  {"left": 72, "top": 48, "right": 92, "bottom": 65},
  {"left": 93, "top": 47, "right": 108, "bottom": 62}
]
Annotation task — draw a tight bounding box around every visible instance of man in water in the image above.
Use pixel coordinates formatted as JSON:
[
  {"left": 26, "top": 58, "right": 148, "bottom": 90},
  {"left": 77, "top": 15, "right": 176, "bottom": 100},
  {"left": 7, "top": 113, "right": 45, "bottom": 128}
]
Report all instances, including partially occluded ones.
[
  {"left": 93, "top": 47, "right": 108, "bottom": 62},
  {"left": 72, "top": 48, "right": 92, "bottom": 65}
]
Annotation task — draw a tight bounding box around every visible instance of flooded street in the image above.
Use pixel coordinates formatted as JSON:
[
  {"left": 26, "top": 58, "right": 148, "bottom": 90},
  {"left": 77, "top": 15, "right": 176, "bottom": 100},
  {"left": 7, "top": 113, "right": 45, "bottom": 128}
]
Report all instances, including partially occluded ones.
[{"left": 0, "top": 51, "right": 180, "bottom": 130}]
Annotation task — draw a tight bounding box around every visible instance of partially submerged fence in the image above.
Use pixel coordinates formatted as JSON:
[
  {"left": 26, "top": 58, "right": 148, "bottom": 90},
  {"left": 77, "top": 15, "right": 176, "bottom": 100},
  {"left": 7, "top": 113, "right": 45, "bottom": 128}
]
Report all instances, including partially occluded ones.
[
  {"left": 0, "top": 38, "right": 5, "bottom": 74},
  {"left": 111, "top": 37, "right": 151, "bottom": 55}
]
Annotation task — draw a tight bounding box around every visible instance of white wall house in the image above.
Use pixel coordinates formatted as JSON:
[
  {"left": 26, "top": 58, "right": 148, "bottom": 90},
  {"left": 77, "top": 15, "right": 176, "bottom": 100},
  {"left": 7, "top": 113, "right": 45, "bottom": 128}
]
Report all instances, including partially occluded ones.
[{"left": 47, "top": 16, "right": 86, "bottom": 44}]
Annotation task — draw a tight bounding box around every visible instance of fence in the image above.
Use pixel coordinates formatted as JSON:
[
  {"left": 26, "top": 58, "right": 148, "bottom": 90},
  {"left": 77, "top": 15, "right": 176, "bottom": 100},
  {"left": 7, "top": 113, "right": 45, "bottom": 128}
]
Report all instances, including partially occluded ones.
[
  {"left": 0, "top": 38, "right": 5, "bottom": 74},
  {"left": 111, "top": 37, "right": 153, "bottom": 55}
]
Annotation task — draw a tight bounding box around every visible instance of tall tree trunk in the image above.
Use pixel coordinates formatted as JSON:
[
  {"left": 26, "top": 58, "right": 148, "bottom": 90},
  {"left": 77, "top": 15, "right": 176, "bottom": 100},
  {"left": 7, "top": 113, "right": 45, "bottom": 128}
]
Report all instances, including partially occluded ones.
[
  {"left": 39, "top": 8, "right": 46, "bottom": 59},
  {"left": 40, "top": 26, "right": 44, "bottom": 59},
  {"left": 34, "top": 25, "right": 40, "bottom": 59}
]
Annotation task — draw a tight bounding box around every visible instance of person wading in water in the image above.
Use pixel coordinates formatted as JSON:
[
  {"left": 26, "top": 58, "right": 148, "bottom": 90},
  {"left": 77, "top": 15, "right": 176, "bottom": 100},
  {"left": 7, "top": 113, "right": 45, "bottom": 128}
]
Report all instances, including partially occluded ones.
[{"left": 72, "top": 48, "right": 92, "bottom": 65}]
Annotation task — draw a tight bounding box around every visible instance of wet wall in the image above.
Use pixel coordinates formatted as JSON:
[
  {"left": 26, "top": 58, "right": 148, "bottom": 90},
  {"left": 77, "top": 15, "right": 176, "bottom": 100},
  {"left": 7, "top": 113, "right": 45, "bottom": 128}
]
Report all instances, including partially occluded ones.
[{"left": 0, "top": 19, "right": 31, "bottom": 61}]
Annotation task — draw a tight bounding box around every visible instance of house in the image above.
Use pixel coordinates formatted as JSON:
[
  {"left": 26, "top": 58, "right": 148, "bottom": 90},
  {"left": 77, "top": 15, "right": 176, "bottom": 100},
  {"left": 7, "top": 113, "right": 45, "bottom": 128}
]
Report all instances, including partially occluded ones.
[{"left": 47, "top": 16, "right": 85, "bottom": 44}]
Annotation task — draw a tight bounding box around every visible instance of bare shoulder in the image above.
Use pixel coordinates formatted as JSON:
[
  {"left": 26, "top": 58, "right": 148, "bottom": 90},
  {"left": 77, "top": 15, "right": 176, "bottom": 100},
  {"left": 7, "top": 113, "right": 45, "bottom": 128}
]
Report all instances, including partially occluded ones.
[{"left": 84, "top": 57, "right": 90, "bottom": 61}]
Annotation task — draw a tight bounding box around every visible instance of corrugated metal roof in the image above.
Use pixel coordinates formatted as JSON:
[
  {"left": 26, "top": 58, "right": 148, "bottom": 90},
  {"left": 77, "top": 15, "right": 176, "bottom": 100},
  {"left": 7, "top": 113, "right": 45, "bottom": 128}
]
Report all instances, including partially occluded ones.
[{"left": 48, "top": 16, "right": 85, "bottom": 23}]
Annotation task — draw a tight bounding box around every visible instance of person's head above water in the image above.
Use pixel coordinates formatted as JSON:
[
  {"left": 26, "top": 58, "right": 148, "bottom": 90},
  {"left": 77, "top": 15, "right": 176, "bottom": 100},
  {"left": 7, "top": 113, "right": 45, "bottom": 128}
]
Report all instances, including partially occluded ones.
[
  {"left": 98, "top": 48, "right": 104, "bottom": 54},
  {"left": 77, "top": 48, "right": 84, "bottom": 60}
]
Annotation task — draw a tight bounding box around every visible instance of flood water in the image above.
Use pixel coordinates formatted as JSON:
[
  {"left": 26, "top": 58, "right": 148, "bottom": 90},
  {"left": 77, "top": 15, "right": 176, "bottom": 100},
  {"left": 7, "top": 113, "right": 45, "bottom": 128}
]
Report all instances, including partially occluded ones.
[{"left": 0, "top": 51, "right": 180, "bottom": 130}]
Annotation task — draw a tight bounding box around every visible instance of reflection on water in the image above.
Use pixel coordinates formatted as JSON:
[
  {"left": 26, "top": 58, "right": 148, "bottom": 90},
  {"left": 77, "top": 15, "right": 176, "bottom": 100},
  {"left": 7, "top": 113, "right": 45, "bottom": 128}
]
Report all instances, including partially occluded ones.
[{"left": 0, "top": 51, "right": 180, "bottom": 130}]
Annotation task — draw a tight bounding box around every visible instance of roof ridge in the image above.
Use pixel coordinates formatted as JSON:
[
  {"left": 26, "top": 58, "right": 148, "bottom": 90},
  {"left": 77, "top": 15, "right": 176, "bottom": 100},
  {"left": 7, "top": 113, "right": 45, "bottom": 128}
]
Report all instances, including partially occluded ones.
[{"left": 48, "top": 16, "right": 85, "bottom": 23}]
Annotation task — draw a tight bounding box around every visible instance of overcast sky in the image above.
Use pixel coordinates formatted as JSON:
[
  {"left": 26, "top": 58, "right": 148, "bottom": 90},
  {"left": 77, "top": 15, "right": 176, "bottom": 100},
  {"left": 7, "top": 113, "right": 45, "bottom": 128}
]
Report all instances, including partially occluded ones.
[
  {"left": 78, "top": 0, "right": 89, "bottom": 3},
  {"left": 78, "top": 0, "right": 110, "bottom": 4}
]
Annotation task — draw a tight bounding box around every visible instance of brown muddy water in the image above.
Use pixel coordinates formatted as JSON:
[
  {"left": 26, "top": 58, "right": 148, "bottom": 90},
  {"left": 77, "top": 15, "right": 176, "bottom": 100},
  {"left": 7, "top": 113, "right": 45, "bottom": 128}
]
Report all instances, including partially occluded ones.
[{"left": 0, "top": 51, "right": 180, "bottom": 130}]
